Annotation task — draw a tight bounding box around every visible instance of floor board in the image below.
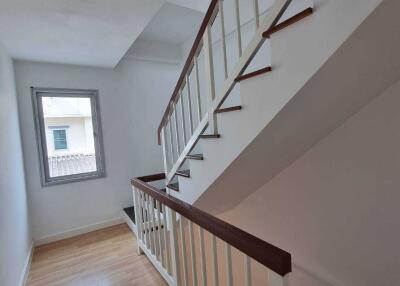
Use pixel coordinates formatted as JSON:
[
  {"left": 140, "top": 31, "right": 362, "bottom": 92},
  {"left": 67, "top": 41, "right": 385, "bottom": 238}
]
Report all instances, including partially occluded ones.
[{"left": 26, "top": 223, "right": 167, "bottom": 286}]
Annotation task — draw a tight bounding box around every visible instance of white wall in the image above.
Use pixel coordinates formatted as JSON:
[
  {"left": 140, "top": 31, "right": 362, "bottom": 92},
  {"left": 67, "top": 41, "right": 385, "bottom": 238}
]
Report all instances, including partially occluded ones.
[
  {"left": 0, "top": 43, "right": 32, "bottom": 286},
  {"left": 220, "top": 78, "right": 400, "bottom": 286},
  {"left": 14, "top": 57, "right": 180, "bottom": 243}
]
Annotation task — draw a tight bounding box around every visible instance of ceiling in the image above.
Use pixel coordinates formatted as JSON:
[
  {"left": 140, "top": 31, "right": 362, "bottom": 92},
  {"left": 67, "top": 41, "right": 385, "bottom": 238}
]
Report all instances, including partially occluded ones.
[
  {"left": 0, "top": 0, "right": 167, "bottom": 67},
  {"left": 135, "top": 3, "right": 204, "bottom": 45},
  {"left": 122, "top": 2, "right": 204, "bottom": 64},
  {"left": 166, "top": 0, "right": 209, "bottom": 12},
  {"left": 0, "top": 0, "right": 210, "bottom": 67}
]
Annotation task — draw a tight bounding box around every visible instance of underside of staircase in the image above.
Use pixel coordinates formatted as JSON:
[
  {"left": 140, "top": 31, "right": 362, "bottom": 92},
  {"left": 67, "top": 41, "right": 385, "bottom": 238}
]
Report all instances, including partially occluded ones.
[{"left": 170, "top": 0, "right": 400, "bottom": 211}]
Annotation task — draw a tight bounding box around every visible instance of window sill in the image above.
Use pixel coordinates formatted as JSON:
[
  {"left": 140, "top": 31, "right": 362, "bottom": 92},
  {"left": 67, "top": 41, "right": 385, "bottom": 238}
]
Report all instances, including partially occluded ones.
[{"left": 42, "top": 171, "right": 106, "bottom": 187}]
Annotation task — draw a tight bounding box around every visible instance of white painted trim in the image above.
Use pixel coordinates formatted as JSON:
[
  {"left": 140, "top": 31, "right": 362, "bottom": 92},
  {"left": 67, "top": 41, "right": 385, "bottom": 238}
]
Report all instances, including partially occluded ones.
[
  {"left": 34, "top": 217, "right": 125, "bottom": 246},
  {"left": 123, "top": 212, "right": 138, "bottom": 236},
  {"left": 19, "top": 242, "right": 34, "bottom": 286},
  {"left": 123, "top": 55, "right": 182, "bottom": 65}
]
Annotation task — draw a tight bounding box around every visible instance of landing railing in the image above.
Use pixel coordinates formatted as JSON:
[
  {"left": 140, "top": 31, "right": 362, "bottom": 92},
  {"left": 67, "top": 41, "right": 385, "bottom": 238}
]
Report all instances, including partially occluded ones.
[
  {"left": 157, "top": 0, "right": 301, "bottom": 184},
  {"left": 132, "top": 174, "right": 291, "bottom": 286}
]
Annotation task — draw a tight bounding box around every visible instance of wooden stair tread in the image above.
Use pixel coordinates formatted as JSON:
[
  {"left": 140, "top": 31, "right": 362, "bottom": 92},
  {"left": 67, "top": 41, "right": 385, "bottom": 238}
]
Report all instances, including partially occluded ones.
[
  {"left": 262, "top": 7, "right": 313, "bottom": 38},
  {"left": 186, "top": 154, "right": 204, "bottom": 160},
  {"left": 123, "top": 206, "right": 136, "bottom": 224},
  {"left": 199, "top": 134, "right": 221, "bottom": 139},
  {"left": 176, "top": 170, "right": 190, "bottom": 178},
  {"left": 216, "top": 106, "right": 242, "bottom": 113},
  {"left": 235, "top": 67, "right": 272, "bottom": 82},
  {"left": 167, "top": 182, "right": 180, "bottom": 192}
]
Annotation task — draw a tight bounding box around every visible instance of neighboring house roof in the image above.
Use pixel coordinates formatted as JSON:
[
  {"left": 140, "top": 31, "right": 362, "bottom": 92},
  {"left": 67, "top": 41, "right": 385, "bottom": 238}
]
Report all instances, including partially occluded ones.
[{"left": 48, "top": 154, "right": 96, "bottom": 178}]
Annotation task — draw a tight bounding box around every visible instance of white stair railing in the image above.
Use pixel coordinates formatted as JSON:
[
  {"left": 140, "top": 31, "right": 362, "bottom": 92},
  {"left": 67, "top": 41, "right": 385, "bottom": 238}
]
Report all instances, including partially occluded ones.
[
  {"left": 132, "top": 174, "right": 292, "bottom": 286},
  {"left": 158, "top": 0, "right": 305, "bottom": 184}
]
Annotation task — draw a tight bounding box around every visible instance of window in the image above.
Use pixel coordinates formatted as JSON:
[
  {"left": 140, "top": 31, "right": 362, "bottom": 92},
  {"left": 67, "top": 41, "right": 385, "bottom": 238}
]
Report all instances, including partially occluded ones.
[
  {"left": 32, "top": 88, "right": 105, "bottom": 186},
  {"left": 53, "top": 129, "right": 68, "bottom": 150}
]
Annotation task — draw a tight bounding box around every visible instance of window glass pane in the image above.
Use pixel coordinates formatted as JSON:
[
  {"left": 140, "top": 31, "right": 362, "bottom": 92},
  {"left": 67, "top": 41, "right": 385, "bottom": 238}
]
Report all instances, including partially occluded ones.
[
  {"left": 53, "top": 129, "right": 67, "bottom": 150},
  {"left": 42, "top": 97, "right": 97, "bottom": 178}
]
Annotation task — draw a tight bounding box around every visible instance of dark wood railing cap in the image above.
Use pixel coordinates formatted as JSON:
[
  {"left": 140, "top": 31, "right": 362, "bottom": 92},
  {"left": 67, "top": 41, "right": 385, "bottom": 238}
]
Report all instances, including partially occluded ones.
[{"left": 131, "top": 174, "right": 292, "bottom": 276}]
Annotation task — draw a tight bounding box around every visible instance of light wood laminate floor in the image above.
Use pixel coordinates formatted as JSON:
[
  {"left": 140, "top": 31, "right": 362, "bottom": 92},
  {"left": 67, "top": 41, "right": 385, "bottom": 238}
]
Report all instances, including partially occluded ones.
[{"left": 26, "top": 224, "right": 167, "bottom": 286}]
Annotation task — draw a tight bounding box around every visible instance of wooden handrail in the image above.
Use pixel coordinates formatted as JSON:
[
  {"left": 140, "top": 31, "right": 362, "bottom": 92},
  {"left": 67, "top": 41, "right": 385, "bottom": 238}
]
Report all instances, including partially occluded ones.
[
  {"left": 131, "top": 175, "right": 292, "bottom": 276},
  {"left": 157, "top": 0, "right": 219, "bottom": 144}
]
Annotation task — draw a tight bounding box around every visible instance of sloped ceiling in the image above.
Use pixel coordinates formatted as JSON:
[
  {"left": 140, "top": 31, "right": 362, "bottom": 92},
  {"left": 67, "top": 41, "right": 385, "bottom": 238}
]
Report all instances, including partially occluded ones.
[
  {"left": 166, "top": 0, "right": 210, "bottom": 12},
  {"left": 0, "top": 0, "right": 165, "bottom": 67},
  {"left": 124, "top": 3, "right": 204, "bottom": 64}
]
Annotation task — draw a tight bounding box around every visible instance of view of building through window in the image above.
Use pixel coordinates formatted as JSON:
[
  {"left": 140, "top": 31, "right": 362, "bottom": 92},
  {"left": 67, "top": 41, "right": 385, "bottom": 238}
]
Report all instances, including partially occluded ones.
[{"left": 42, "top": 97, "right": 97, "bottom": 178}]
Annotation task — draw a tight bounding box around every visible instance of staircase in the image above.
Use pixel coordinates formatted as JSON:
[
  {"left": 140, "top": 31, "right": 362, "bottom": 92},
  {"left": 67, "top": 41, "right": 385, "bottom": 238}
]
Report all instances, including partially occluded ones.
[
  {"left": 158, "top": 0, "right": 385, "bottom": 206},
  {"left": 131, "top": 0, "right": 398, "bottom": 285}
]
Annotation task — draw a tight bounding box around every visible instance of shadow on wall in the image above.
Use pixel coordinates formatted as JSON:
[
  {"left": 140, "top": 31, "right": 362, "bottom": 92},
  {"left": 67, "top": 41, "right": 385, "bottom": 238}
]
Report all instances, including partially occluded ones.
[
  {"left": 218, "top": 76, "right": 400, "bottom": 285},
  {"left": 195, "top": 0, "right": 400, "bottom": 214}
]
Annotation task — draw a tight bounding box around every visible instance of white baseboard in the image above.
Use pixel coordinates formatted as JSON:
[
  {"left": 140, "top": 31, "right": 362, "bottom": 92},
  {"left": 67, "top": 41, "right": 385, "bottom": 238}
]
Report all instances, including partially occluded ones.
[
  {"left": 34, "top": 217, "right": 125, "bottom": 246},
  {"left": 19, "top": 242, "right": 34, "bottom": 286}
]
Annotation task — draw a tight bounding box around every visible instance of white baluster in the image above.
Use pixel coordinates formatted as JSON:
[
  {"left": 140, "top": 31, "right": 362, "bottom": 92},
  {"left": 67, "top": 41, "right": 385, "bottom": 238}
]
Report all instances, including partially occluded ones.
[
  {"left": 156, "top": 200, "right": 164, "bottom": 265},
  {"left": 150, "top": 197, "right": 159, "bottom": 258},
  {"left": 225, "top": 243, "right": 233, "bottom": 286},
  {"left": 144, "top": 194, "right": 151, "bottom": 250},
  {"left": 267, "top": 270, "right": 285, "bottom": 286},
  {"left": 179, "top": 91, "right": 187, "bottom": 145},
  {"left": 234, "top": 0, "right": 242, "bottom": 57},
  {"left": 168, "top": 118, "right": 175, "bottom": 165},
  {"left": 199, "top": 227, "right": 207, "bottom": 286},
  {"left": 188, "top": 221, "right": 198, "bottom": 286},
  {"left": 138, "top": 191, "right": 146, "bottom": 245},
  {"left": 253, "top": 0, "right": 260, "bottom": 29},
  {"left": 132, "top": 187, "right": 143, "bottom": 255},
  {"left": 179, "top": 216, "right": 189, "bottom": 286},
  {"left": 162, "top": 204, "right": 171, "bottom": 274},
  {"left": 194, "top": 56, "right": 202, "bottom": 123},
  {"left": 161, "top": 127, "right": 169, "bottom": 174},
  {"left": 136, "top": 190, "right": 144, "bottom": 242},
  {"left": 168, "top": 208, "right": 182, "bottom": 286},
  {"left": 146, "top": 194, "right": 155, "bottom": 255},
  {"left": 211, "top": 234, "right": 219, "bottom": 286},
  {"left": 244, "top": 254, "right": 252, "bottom": 286},
  {"left": 173, "top": 102, "right": 181, "bottom": 155},
  {"left": 219, "top": 0, "right": 228, "bottom": 79},
  {"left": 186, "top": 74, "right": 194, "bottom": 135},
  {"left": 203, "top": 23, "right": 218, "bottom": 135}
]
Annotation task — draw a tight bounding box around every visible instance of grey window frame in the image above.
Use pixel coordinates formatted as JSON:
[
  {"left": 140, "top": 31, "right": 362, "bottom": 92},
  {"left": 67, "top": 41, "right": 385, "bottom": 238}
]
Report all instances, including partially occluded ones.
[{"left": 31, "top": 87, "right": 106, "bottom": 186}]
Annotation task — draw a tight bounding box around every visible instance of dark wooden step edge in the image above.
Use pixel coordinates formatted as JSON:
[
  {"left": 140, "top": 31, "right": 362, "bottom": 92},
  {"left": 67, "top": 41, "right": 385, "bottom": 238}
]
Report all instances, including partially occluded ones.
[
  {"left": 167, "top": 183, "right": 180, "bottom": 192},
  {"left": 136, "top": 173, "right": 165, "bottom": 182},
  {"left": 176, "top": 170, "right": 190, "bottom": 178},
  {"left": 199, "top": 134, "right": 221, "bottom": 139},
  {"left": 216, "top": 105, "right": 242, "bottom": 113},
  {"left": 235, "top": 67, "right": 272, "bottom": 82},
  {"left": 123, "top": 206, "right": 136, "bottom": 224},
  {"left": 262, "top": 7, "right": 314, "bottom": 38},
  {"left": 186, "top": 154, "right": 204, "bottom": 160}
]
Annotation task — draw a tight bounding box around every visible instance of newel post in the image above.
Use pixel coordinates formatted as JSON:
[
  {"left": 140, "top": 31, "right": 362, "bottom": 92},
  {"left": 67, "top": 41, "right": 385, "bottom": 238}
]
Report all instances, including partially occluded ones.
[{"left": 132, "top": 186, "right": 144, "bottom": 255}]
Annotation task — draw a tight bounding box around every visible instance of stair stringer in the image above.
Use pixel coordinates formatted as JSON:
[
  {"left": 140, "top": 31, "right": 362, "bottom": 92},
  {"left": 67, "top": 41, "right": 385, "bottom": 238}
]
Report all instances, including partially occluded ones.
[{"left": 173, "top": 0, "right": 387, "bottom": 206}]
